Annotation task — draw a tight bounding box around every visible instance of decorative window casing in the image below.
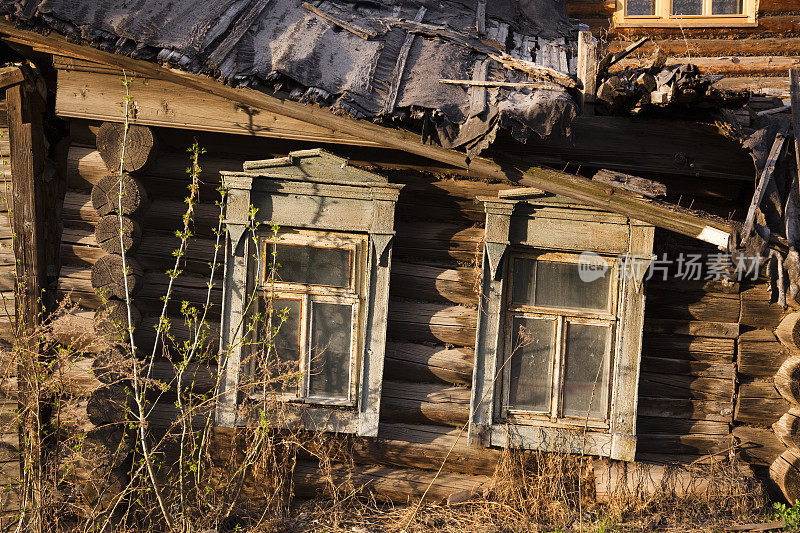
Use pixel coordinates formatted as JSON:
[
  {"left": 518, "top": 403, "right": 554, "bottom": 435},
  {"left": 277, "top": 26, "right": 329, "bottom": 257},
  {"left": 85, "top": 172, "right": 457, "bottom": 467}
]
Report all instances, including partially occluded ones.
[
  {"left": 217, "top": 149, "right": 402, "bottom": 437},
  {"left": 614, "top": 0, "right": 757, "bottom": 27},
  {"left": 469, "top": 194, "right": 654, "bottom": 461}
]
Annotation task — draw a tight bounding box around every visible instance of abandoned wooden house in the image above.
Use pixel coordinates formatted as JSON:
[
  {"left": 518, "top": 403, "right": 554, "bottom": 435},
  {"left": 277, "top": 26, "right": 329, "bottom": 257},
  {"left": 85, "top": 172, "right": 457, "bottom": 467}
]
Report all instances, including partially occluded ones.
[{"left": 0, "top": 0, "right": 798, "bottom": 520}]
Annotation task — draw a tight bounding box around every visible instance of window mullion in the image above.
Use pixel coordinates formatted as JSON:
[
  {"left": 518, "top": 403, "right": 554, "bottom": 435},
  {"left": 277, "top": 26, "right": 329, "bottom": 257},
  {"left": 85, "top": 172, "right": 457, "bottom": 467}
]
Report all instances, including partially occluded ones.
[
  {"left": 300, "top": 293, "right": 311, "bottom": 401},
  {"left": 703, "top": 0, "right": 712, "bottom": 15},
  {"left": 551, "top": 316, "right": 565, "bottom": 419}
]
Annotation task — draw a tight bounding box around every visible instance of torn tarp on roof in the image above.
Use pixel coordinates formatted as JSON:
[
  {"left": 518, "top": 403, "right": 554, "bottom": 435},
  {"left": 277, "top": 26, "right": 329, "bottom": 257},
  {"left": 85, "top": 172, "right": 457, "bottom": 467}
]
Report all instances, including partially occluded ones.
[{"left": 0, "top": 0, "right": 580, "bottom": 156}]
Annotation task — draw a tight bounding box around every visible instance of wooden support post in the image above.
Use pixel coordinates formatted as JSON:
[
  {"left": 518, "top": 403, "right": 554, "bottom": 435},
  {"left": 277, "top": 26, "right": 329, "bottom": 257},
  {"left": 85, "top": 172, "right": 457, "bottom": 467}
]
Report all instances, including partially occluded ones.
[
  {"left": 6, "top": 66, "right": 46, "bottom": 532},
  {"left": 577, "top": 30, "right": 597, "bottom": 115}
]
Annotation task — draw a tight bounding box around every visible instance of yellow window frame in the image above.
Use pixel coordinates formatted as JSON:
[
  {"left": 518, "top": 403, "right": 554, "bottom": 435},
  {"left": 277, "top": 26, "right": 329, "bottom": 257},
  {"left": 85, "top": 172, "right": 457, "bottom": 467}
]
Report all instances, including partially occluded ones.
[{"left": 614, "top": 0, "right": 757, "bottom": 28}]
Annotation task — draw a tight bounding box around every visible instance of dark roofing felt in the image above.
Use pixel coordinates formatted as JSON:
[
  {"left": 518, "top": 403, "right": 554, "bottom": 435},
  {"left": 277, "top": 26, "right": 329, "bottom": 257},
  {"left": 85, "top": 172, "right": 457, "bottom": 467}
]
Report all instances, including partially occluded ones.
[{"left": 0, "top": 0, "right": 580, "bottom": 156}]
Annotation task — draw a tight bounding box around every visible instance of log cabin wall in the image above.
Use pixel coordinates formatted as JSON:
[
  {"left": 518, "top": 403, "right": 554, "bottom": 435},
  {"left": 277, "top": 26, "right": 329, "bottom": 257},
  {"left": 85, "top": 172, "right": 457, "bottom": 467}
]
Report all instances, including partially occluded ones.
[
  {"left": 55, "top": 116, "right": 786, "bottom": 500},
  {"left": 567, "top": 0, "right": 800, "bottom": 95}
]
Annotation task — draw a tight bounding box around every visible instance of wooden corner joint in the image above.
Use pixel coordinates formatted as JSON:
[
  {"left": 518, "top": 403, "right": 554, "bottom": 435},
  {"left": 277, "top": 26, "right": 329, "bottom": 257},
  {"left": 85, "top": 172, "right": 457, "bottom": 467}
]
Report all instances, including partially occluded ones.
[{"left": 0, "top": 64, "right": 24, "bottom": 91}]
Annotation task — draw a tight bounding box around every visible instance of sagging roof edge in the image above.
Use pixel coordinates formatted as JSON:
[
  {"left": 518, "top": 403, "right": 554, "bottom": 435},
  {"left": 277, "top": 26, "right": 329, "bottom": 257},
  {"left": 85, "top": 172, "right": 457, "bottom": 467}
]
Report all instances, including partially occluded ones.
[{"left": 0, "top": 18, "right": 733, "bottom": 248}]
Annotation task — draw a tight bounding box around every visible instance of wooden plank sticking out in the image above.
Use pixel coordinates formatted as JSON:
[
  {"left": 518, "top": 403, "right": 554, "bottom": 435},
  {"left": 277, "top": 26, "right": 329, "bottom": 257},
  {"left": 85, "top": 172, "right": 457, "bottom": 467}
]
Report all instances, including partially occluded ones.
[
  {"left": 207, "top": 0, "right": 273, "bottom": 68},
  {"left": 475, "top": 0, "right": 486, "bottom": 36},
  {"left": 301, "top": 2, "right": 378, "bottom": 40},
  {"left": 468, "top": 59, "right": 489, "bottom": 117},
  {"left": 383, "top": 6, "right": 426, "bottom": 115},
  {"left": 742, "top": 134, "right": 787, "bottom": 245}
]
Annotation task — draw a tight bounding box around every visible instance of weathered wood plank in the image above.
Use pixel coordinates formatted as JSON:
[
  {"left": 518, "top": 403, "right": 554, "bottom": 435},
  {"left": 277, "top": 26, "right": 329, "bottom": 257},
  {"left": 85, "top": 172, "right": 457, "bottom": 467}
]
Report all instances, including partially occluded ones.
[
  {"left": 56, "top": 68, "right": 380, "bottom": 147},
  {"left": 380, "top": 381, "right": 470, "bottom": 428},
  {"left": 735, "top": 380, "right": 789, "bottom": 427},
  {"left": 384, "top": 342, "right": 473, "bottom": 386}
]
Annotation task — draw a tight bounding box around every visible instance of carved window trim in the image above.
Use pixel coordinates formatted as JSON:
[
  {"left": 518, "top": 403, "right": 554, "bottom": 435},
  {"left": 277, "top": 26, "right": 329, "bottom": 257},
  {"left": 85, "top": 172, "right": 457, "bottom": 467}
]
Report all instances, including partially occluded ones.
[
  {"left": 216, "top": 150, "right": 402, "bottom": 437},
  {"left": 614, "top": 0, "right": 757, "bottom": 28},
  {"left": 469, "top": 195, "right": 654, "bottom": 461}
]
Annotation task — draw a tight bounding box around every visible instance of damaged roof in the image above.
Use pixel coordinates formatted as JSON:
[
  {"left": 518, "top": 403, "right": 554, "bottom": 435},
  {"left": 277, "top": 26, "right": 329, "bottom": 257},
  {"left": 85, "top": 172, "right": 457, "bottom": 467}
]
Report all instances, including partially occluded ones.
[{"left": 0, "top": 0, "right": 580, "bottom": 156}]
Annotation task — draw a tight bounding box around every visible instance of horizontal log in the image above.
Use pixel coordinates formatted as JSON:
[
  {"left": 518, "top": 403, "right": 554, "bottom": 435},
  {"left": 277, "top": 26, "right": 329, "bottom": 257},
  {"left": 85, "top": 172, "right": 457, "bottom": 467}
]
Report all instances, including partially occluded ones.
[
  {"left": 644, "top": 291, "right": 740, "bottom": 323},
  {"left": 354, "top": 423, "right": 500, "bottom": 476},
  {"left": 741, "top": 286, "right": 786, "bottom": 329},
  {"left": 735, "top": 380, "right": 788, "bottom": 427},
  {"left": 638, "top": 372, "right": 734, "bottom": 400},
  {"left": 636, "top": 434, "right": 731, "bottom": 455},
  {"left": 594, "top": 459, "right": 756, "bottom": 505},
  {"left": 606, "top": 37, "right": 800, "bottom": 58},
  {"left": 640, "top": 357, "right": 734, "bottom": 380},
  {"left": 387, "top": 301, "right": 477, "bottom": 347},
  {"left": 738, "top": 337, "right": 789, "bottom": 378},
  {"left": 384, "top": 342, "right": 473, "bottom": 386},
  {"left": 641, "top": 334, "right": 735, "bottom": 362},
  {"left": 613, "top": 55, "right": 800, "bottom": 77},
  {"left": 636, "top": 416, "right": 730, "bottom": 435},
  {"left": 604, "top": 14, "right": 800, "bottom": 38},
  {"left": 637, "top": 397, "right": 733, "bottom": 422},
  {"left": 733, "top": 426, "right": 785, "bottom": 467},
  {"left": 642, "top": 318, "right": 739, "bottom": 339},
  {"left": 292, "top": 460, "right": 489, "bottom": 504},
  {"left": 773, "top": 408, "right": 800, "bottom": 451},
  {"left": 390, "top": 262, "right": 477, "bottom": 306},
  {"left": 380, "top": 381, "right": 471, "bottom": 428},
  {"left": 393, "top": 222, "right": 483, "bottom": 264}
]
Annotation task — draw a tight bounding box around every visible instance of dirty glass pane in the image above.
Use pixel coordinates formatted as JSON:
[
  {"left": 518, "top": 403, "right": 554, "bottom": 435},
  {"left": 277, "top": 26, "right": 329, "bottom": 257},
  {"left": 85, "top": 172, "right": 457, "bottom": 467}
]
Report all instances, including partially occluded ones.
[
  {"left": 672, "top": 0, "right": 702, "bottom": 15},
  {"left": 308, "top": 302, "right": 352, "bottom": 399},
  {"left": 711, "top": 0, "right": 742, "bottom": 14},
  {"left": 562, "top": 323, "right": 610, "bottom": 419},
  {"left": 534, "top": 260, "right": 611, "bottom": 311},
  {"left": 267, "top": 298, "right": 302, "bottom": 392},
  {"left": 508, "top": 317, "right": 555, "bottom": 412},
  {"left": 274, "top": 243, "right": 351, "bottom": 287},
  {"left": 626, "top": 0, "right": 655, "bottom": 15},
  {"left": 511, "top": 257, "right": 536, "bottom": 306}
]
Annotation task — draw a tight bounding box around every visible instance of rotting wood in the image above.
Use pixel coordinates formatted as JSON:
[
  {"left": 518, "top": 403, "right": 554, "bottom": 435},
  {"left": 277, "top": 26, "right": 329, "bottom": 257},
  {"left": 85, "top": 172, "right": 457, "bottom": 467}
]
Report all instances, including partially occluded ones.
[
  {"left": 384, "top": 7, "right": 426, "bottom": 115},
  {"left": 776, "top": 312, "right": 800, "bottom": 353},
  {"left": 301, "top": 2, "right": 378, "bottom": 40},
  {"left": 0, "top": 66, "right": 23, "bottom": 91},
  {"left": 94, "top": 215, "right": 141, "bottom": 255},
  {"left": 207, "top": 0, "right": 274, "bottom": 68},
  {"left": 91, "top": 173, "right": 148, "bottom": 216},
  {"left": 95, "top": 122, "right": 157, "bottom": 173},
  {"left": 592, "top": 169, "right": 666, "bottom": 198},
  {"left": 488, "top": 53, "right": 578, "bottom": 89},
  {"left": 576, "top": 30, "right": 597, "bottom": 114},
  {"left": 776, "top": 357, "right": 800, "bottom": 407},
  {"left": 773, "top": 408, "right": 800, "bottom": 451},
  {"left": 770, "top": 449, "right": 800, "bottom": 504},
  {"left": 742, "top": 133, "right": 786, "bottom": 246},
  {"left": 291, "top": 460, "right": 490, "bottom": 504},
  {"left": 438, "top": 79, "right": 561, "bottom": 90},
  {"left": 90, "top": 254, "right": 143, "bottom": 299}
]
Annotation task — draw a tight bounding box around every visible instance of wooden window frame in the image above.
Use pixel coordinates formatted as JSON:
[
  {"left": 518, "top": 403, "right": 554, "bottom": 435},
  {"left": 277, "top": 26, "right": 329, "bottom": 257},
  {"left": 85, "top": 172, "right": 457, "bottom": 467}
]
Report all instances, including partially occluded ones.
[
  {"left": 252, "top": 229, "right": 367, "bottom": 407},
  {"left": 469, "top": 196, "right": 654, "bottom": 461},
  {"left": 614, "top": 0, "right": 757, "bottom": 28},
  {"left": 500, "top": 251, "right": 619, "bottom": 429},
  {"left": 216, "top": 149, "right": 402, "bottom": 437}
]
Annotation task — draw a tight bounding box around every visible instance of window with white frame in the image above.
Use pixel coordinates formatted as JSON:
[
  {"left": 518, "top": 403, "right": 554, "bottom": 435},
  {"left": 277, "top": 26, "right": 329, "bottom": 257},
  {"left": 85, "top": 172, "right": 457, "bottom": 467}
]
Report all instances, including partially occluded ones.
[
  {"left": 470, "top": 194, "right": 654, "bottom": 461},
  {"left": 217, "top": 149, "right": 402, "bottom": 437},
  {"left": 615, "top": 0, "right": 756, "bottom": 27}
]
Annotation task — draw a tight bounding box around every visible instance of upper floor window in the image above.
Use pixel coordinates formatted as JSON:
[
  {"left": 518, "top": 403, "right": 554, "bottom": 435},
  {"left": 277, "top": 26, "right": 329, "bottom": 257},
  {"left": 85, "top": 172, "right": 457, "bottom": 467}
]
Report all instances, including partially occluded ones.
[{"left": 615, "top": 0, "right": 756, "bottom": 27}]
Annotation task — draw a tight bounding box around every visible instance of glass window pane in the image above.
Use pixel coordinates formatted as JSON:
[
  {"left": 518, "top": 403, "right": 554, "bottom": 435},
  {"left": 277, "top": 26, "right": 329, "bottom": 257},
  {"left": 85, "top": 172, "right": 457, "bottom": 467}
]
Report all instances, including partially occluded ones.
[
  {"left": 511, "top": 258, "right": 536, "bottom": 305},
  {"left": 711, "top": 0, "right": 742, "bottom": 14},
  {"left": 627, "top": 0, "right": 655, "bottom": 15},
  {"left": 309, "top": 302, "right": 352, "bottom": 399},
  {"left": 534, "top": 260, "right": 611, "bottom": 311},
  {"left": 267, "top": 297, "right": 302, "bottom": 392},
  {"left": 672, "top": 0, "right": 702, "bottom": 14},
  {"left": 508, "top": 317, "right": 555, "bottom": 412},
  {"left": 562, "top": 323, "right": 611, "bottom": 419},
  {"left": 273, "top": 243, "right": 351, "bottom": 287}
]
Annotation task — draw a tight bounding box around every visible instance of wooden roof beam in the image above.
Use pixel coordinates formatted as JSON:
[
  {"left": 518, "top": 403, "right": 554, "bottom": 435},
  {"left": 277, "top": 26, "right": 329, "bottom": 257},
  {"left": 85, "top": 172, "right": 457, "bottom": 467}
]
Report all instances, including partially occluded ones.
[{"left": 0, "top": 18, "right": 732, "bottom": 247}]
